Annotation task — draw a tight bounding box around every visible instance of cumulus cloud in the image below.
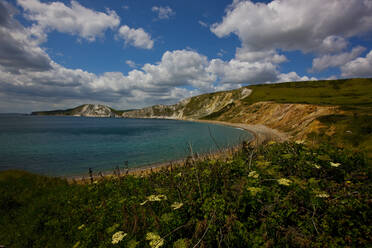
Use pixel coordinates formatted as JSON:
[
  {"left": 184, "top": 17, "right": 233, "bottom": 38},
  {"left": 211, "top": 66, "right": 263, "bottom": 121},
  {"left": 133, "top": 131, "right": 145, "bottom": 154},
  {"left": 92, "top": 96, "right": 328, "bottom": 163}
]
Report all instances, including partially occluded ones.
[
  {"left": 17, "top": 0, "right": 120, "bottom": 42},
  {"left": 152, "top": 6, "right": 175, "bottom": 20},
  {"left": 125, "top": 60, "right": 139, "bottom": 69},
  {"left": 211, "top": 0, "right": 372, "bottom": 54},
  {"left": 0, "top": 0, "right": 51, "bottom": 72},
  {"left": 207, "top": 58, "right": 278, "bottom": 84},
  {"left": 277, "top": 72, "right": 317, "bottom": 83},
  {"left": 341, "top": 50, "right": 372, "bottom": 78},
  {"left": 310, "top": 46, "right": 366, "bottom": 72},
  {"left": 118, "top": 25, "right": 154, "bottom": 49},
  {"left": 198, "top": 20, "right": 208, "bottom": 28},
  {"left": 0, "top": 0, "right": 321, "bottom": 112}
]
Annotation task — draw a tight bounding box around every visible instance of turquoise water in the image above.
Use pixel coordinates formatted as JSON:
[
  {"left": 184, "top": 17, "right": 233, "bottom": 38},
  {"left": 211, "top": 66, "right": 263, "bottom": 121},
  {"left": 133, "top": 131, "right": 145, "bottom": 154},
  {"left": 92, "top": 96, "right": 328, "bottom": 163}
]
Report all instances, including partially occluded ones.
[{"left": 0, "top": 115, "right": 252, "bottom": 176}]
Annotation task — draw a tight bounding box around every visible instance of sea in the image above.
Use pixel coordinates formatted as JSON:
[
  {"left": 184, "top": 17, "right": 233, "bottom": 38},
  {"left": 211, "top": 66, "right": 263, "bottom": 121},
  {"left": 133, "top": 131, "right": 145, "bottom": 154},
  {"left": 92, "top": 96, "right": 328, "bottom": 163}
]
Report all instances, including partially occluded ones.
[{"left": 0, "top": 115, "right": 252, "bottom": 176}]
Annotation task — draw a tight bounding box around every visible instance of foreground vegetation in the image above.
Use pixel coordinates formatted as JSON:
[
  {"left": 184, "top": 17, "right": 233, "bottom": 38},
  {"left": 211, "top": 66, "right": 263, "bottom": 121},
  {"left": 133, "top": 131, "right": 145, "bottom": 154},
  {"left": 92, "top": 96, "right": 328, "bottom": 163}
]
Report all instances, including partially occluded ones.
[{"left": 1, "top": 142, "right": 370, "bottom": 247}]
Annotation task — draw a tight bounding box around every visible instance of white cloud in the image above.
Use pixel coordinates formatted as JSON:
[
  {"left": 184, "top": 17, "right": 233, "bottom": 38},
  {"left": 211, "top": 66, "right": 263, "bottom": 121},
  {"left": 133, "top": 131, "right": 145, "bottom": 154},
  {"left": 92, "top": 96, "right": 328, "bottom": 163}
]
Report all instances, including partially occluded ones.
[
  {"left": 152, "top": 6, "right": 175, "bottom": 20},
  {"left": 311, "top": 46, "right": 366, "bottom": 72},
  {"left": 207, "top": 58, "right": 278, "bottom": 84},
  {"left": 125, "top": 60, "right": 139, "bottom": 68},
  {"left": 118, "top": 25, "right": 154, "bottom": 49},
  {"left": 277, "top": 72, "right": 317, "bottom": 83},
  {"left": 0, "top": 0, "right": 321, "bottom": 113},
  {"left": 0, "top": 0, "right": 52, "bottom": 72},
  {"left": 17, "top": 0, "right": 120, "bottom": 42},
  {"left": 211, "top": 0, "right": 372, "bottom": 55},
  {"left": 198, "top": 20, "right": 208, "bottom": 28},
  {"left": 235, "top": 48, "right": 287, "bottom": 64},
  {"left": 341, "top": 50, "right": 372, "bottom": 78}
]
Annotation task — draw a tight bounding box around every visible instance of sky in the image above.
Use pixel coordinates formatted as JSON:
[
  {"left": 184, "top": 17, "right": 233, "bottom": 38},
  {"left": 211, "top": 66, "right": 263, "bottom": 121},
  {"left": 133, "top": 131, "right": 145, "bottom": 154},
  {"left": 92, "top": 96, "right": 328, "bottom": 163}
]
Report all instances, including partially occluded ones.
[{"left": 0, "top": 0, "right": 372, "bottom": 113}]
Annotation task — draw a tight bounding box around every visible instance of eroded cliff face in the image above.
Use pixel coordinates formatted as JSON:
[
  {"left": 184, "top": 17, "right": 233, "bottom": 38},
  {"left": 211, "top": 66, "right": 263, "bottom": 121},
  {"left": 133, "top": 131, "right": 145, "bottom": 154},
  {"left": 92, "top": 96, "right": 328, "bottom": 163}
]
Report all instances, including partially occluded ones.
[
  {"left": 122, "top": 87, "right": 339, "bottom": 139},
  {"left": 122, "top": 88, "right": 252, "bottom": 119},
  {"left": 209, "top": 101, "right": 340, "bottom": 139},
  {"left": 73, "top": 104, "right": 118, "bottom": 117}
]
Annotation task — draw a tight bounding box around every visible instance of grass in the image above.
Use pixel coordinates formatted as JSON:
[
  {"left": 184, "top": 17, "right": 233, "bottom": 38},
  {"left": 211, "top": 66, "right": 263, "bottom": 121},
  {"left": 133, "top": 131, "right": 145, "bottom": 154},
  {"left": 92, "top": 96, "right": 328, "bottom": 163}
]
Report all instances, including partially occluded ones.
[
  {"left": 241, "top": 78, "right": 372, "bottom": 110},
  {"left": 1, "top": 142, "right": 370, "bottom": 247}
]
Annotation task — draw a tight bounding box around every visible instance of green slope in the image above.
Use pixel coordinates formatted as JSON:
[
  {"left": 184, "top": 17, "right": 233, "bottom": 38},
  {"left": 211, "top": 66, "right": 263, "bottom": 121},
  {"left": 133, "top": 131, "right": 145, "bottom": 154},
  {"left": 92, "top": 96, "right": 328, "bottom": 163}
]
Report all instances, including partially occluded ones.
[
  {"left": 0, "top": 142, "right": 370, "bottom": 247},
  {"left": 241, "top": 78, "right": 372, "bottom": 111}
]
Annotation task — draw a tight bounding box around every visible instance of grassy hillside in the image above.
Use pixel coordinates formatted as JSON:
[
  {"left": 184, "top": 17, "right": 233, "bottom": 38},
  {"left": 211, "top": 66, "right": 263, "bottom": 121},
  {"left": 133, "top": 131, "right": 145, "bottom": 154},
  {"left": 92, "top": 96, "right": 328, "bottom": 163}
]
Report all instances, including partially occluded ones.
[
  {"left": 1, "top": 142, "right": 370, "bottom": 247},
  {"left": 241, "top": 78, "right": 372, "bottom": 110},
  {"left": 201, "top": 78, "right": 372, "bottom": 158}
]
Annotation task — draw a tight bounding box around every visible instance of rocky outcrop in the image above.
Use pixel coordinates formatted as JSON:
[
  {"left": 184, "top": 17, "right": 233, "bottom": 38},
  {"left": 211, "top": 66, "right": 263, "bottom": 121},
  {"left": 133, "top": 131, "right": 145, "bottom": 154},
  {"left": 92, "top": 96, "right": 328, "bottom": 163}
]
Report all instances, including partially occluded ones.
[
  {"left": 32, "top": 104, "right": 120, "bottom": 117},
  {"left": 122, "top": 87, "right": 339, "bottom": 140},
  {"left": 208, "top": 101, "right": 340, "bottom": 139},
  {"left": 122, "top": 88, "right": 252, "bottom": 119}
]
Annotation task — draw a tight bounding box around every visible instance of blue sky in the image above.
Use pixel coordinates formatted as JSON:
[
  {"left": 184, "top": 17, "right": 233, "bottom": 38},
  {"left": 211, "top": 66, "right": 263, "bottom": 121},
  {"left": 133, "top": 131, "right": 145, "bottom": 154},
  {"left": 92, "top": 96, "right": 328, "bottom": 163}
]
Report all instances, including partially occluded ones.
[{"left": 0, "top": 0, "right": 372, "bottom": 113}]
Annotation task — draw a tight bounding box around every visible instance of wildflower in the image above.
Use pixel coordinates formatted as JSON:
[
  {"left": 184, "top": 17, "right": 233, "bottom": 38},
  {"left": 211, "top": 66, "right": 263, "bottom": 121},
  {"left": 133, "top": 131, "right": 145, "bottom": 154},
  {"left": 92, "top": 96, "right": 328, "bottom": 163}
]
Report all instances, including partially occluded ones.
[
  {"left": 277, "top": 178, "right": 292, "bottom": 186},
  {"left": 146, "top": 232, "right": 164, "bottom": 248},
  {"left": 171, "top": 202, "right": 183, "bottom": 210},
  {"left": 247, "top": 187, "right": 262, "bottom": 196},
  {"left": 141, "top": 194, "right": 167, "bottom": 205},
  {"left": 316, "top": 192, "right": 329, "bottom": 198},
  {"left": 147, "top": 194, "right": 167, "bottom": 201},
  {"left": 77, "top": 224, "right": 85, "bottom": 230},
  {"left": 248, "top": 171, "right": 259, "bottom": 179},
  {"left": 295, "top": 140, "right": 305, "bottom": 144},
  {"left": 112, "top": 231, "right": 127, "bottom": 244},
  {"left": 330, "top": 162, "right": 341, "bottom": 167},
  {"left": 268, "top": 141, "right": 276, "bottom": 145},
  {"left": 313, "top": 164, "right": 321, "bottom": 169}
]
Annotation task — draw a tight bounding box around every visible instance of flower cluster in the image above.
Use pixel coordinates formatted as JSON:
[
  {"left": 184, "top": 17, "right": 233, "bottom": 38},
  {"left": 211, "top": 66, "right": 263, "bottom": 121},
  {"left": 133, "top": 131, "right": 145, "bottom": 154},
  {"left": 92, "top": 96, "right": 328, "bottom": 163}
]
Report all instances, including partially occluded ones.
[
  {"left": 330, "top": 162, "right": 341, "bottom": 167},
  {"left": 146, "top": 232, "right": 164, "bottom": 248},
  {"left": 171, "top": 202, "right": 183, "bottom": 210},
  {"left": 141, "top": 194, "right": 167, "bottom": 205},
  {"left": 277, "top": 178, "right": 292, "bottom": 186},
  {"left": 248, "top": 171, "right": 259, "bottom": 179},
  {"left": 112, "top": 231, "right": 127, "bottom": 244},
  {"left": 316, "top": 192, "right": 330, "bottom": 198}
]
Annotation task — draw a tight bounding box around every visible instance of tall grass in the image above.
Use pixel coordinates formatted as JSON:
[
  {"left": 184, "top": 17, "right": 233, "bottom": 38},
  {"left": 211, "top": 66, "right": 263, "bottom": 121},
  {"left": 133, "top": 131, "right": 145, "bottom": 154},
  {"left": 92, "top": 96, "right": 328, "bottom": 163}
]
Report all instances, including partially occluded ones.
[{"left": 1, "top": 142, "right": 370, "bottom": 247}]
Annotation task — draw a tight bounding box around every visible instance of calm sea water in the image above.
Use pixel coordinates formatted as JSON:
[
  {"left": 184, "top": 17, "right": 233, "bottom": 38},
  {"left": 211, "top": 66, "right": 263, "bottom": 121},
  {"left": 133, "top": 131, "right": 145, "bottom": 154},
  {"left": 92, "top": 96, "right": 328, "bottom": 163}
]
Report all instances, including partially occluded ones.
[{"left": 0, "top": 115, "right": 252, "bottom": 176}]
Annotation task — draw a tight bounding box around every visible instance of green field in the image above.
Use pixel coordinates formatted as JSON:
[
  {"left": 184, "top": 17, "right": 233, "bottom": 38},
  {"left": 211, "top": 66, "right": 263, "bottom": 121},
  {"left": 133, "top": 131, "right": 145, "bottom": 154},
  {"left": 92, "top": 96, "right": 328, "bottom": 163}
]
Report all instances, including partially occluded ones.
[
  {"left": 242, "top": 78, "right": 372, "bottom": 111},
  {"left": 1, "top": 142, "right": 370, "bottom": 247}
]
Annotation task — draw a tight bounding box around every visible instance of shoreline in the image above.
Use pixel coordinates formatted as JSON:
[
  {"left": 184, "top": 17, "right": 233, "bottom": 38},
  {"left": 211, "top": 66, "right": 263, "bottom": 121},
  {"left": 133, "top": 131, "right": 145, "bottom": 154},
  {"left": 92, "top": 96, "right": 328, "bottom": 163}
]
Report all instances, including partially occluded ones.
[{"left": 66, "top": 118, "right": 289, "bottom": 183}]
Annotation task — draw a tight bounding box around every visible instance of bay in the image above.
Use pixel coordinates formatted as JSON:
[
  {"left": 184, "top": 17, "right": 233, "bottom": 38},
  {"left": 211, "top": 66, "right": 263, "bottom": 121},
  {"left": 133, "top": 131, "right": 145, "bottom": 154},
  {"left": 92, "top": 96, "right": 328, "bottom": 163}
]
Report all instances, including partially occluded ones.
[{"left": 0, "top": 115, "right": 252, "bottom": 176}]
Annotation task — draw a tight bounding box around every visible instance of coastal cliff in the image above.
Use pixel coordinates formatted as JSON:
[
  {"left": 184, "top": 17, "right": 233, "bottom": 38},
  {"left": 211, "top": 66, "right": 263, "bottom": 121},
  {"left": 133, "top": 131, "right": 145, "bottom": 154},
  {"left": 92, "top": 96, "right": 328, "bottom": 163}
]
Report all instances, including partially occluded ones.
[
  {"left": 31, "top": 78, "right": 372, "bottom": 154},
  {"left": 32, "top": 104, "right": 122, "bottom": 118}
]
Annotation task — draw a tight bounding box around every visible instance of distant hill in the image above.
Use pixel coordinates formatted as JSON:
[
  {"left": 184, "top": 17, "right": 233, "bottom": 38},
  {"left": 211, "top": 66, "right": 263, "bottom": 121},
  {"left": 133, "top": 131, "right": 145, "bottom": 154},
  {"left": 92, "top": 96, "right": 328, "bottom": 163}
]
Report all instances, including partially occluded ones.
[
  {"left": 32, "top": 78, "right": 372, "bottom": 157},
  {"left": 31, "top": 104, "right": 125, "bottom": 118}
]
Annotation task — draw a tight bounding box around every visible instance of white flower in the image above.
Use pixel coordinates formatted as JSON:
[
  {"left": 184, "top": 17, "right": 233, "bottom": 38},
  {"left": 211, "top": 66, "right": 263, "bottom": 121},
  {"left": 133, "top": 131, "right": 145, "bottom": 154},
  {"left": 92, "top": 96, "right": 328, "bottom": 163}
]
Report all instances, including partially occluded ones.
[
  {"left": 316, "top": 192, "right": 329, "bottom": 198},
  {"left": 277, "top": 178, "right": 292, "bottom": 186},
  {"left": 171, "top": 202, "right": 183, "bottom": 210},
  {"left": 147, "top": 194, "right": 167, "bottom": 201},
  {"left": 112, "top": 231, "right": 127, "bottom": 244},
  {"left": 248, "top": 171, "right": 259, "bottom": 179},
  {"left": 330, "top": 162, "right": 341, "bottom": 167},
  {"left": 313, "top": 164, "right": 321, "bottom": 169},
  {"left": 77, "top": 224, "right": 85, "bottom": 230},
  {"left": 141, "top": 194, "right": 167, "bottom": 205},
  {"left": 146, "top": 232, "right": 164, "bottom": 248}
]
